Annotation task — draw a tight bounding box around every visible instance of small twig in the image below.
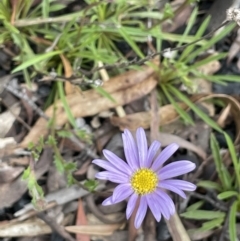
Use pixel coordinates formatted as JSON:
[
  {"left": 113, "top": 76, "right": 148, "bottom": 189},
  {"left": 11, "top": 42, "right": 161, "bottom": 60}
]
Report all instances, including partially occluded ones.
[
  {"left": 37, "top": 212, "right": 76, "bottom": 241},
  {"left": 70, "top": 132, "right": 99, "bottom": 159},
  {"left": 4, "top": 82, "right": 49, "bottom": 120}
]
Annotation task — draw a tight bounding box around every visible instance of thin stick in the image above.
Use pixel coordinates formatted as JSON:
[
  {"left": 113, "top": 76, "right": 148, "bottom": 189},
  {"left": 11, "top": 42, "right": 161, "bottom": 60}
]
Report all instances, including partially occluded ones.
[{"left": 37, "top": 212, "right": 76, "bottom": 241}]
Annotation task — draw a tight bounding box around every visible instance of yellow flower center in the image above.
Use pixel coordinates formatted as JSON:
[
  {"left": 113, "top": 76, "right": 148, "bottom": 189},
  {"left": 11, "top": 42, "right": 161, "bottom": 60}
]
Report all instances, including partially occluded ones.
[{"left": 130, "top": 168, "right": 158, "bottom": 195}]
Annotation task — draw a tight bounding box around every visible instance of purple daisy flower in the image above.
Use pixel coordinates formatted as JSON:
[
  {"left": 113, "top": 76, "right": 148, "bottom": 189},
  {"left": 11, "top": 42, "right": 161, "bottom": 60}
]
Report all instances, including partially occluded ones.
[{"left": 93, "top": 127, "right": 196, "bottom": 229}]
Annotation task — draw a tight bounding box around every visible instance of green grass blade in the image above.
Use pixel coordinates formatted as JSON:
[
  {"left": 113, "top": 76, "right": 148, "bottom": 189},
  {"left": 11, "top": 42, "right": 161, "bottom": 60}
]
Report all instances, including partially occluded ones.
[
  {"left": 161, "top": 85, "right": 194, "bottom": 124},
  {"left": 12, "top": 50, "right": 62, "bottom": 73},
  {"left": 179, "top": 16, "right": 211, "bottom": 62},
  {"left": 117, "top": 24, "right": 144, "bottom": 58},
  {"left": 229, "top": 200, "right": 238, "bottom": 241},
  {"left": 186, "top": 201, "right": 204, "bottom": 211},
  {"left": 197, "top": 180, "right": 221, "bottom": 191},
  {"left": 186, "top": 22, "right": 236, "bottom": 63},
  {"left": 189, "top": 53, "right": 227, "bottom": 69},
  {"left": 210, "top": 133, "right": 232, "bottom": 190},
  {"left": 167, "top": 85, "right": 222, "bottom": 132},
  {"left": 200, "top": 218, "right": 224, "bottom": 231},
  {"left": 92, "top": 85, "right": 116, "bottom": 103},
  {"left": 181, "top": 210, "right": 225, "bottom": 220},
  {"left": 217, "top": 191, "right": 238, "bottom": 200},
  {"left": 176, "top": 7, "right": 198, "bottom": 48},
  {"left": 224, "top": 132, "right": 240, "bottom": 189}
]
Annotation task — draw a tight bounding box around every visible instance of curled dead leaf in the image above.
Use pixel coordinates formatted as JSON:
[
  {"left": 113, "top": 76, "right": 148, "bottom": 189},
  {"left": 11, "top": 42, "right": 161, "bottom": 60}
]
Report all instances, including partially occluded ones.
[{"left": 158, "top": 133, "right": 207, "bottom": 160}]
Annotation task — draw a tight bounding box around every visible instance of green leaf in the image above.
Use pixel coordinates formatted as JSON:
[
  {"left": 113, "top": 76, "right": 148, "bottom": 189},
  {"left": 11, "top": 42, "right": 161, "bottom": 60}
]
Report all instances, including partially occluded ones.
[
  {"left": 161, "top": 85, "right": 194, "bottom": 124},
  {"left": 84, "top": 179, "right": 98, "bottom": 192},
  {"left": 49, "top": 4, "right": 66, "bottom": 12},
  {"left": 57, "top": 130, "right": 73, "bottom": 138},
  {"left": 217, "top": 191, "right": 238, "bottom": 200},
  {"left": 197, "top": 180, "right": 221, "bottom": 191},
  {"left": 224, "top": 132, "right": 240, "bottom": 188},
  {"left": 127, "top": 11, "right": 163, "bottom": 20},
  {"left": 12, "top": 50, "right": 62, "bottom": 73},
  {"left": 229, "top": 200, "right": 238, "bottom": 241},
  {"left": 42, "top": 0, "right": 50, "bottom": 18},
  {"left": 54, "top": 154, "right": 64, "bottom": 173},
  {"left": 179, "top": 16, "right": 210, "bottom": 62},
  {"left": 189, "top": 53, "right": 227, "bottom": 69},
  {"left": 200, "top": 218, "right": 224, "bottom": 231},
  {"left": 210, "top": 134, "right": 232, "bottom": 190},
  {"left": 46, "top": 135, "right": 57, "bottom": 146},
  {"left": 163, "top": 3, "right": 174, "bottom": 18},
  {"left": 181, "top": 210, "right": 226, "bottom": 220},
  {"left": 117, "top": 23, "right": 144, "bottom": 58},
  {"left": 176, "top": 7, "right": 198, "bottom": 47},
  {"left": 187, "top": 200, "right": 204, "bottom": 211},
  {"left": 64, "top": 162, "right": 77, "bottom": 171},
  {"left": 186, "top": 22, "right": 236, "bottom": 62},
  {"left": 22, "top": 166, "right": 31, "bottom": 180}
]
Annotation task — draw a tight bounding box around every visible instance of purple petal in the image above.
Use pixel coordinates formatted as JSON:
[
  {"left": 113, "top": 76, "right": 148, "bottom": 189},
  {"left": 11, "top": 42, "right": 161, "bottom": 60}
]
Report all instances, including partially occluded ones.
[
  {"left": 160, "top": 179, "right": 196, "bottom": 191},
  {"left": 93, "top": 159, "right": 129, "bottom": 177},
  {"left": 136, "top": 127, "right": 148, "bottom": 168},
  {"left": 158, "top": 182, "right": 186, "bottom": 199},
  {"left": 135, "top": 196, "right": 148, "bottom": 229},
  {"left": 124, "top": 129, "right": 139, "bottom": 165},
  {"left": 153, "top": 195, "right": 171, "bottom": 219},
  {"left": 102, "top": 196, "right": 113, "bottom": 206},
  {"left": 103, "top": 150, "right": 132, "bottom": 175},
  {"left": 159, "top": 161, "right": 196, "bottom": 180},
  {"left": 151, "top": 143, "right": 179, "bottom": 171},
  {"left": 146, "top": 141, "right": 161, "bottom": 167},
  {"left": 155, "top": 189, "right": 175, "bottom": 216},
  {"left": 95, "top": 171, "right": 129, "bottom": 183},
  {"left": 112, "top": 183, "right": 133, "bottom": 203},
  {"left": 146, "top": 194, "right": 161, "bottom": 222},
  {"left": 126, "top": 193, "right": 138, "bottom": 219},
  {"left": 122, "top": 133, "right": 139, "bottom": 171}
]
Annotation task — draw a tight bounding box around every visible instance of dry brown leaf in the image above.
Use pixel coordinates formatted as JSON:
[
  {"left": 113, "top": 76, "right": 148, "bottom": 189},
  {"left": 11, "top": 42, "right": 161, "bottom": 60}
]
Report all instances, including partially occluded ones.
[
  {"left": 65, "top": 224, "right": 123, "bottom": 236},
  {"left": 110, "top": 97, "right": 197, "bottom": 130},
  {"left": 76, "top": 199, "right": 90, "bottom": 241},
  {"left": 0, "top": 218, "right": 51, "bottom": 237},
  {"left": 20, "top": 75, "right": 157, "bottom": 147},
  {"left": 0, "top": 103, "right": 21, "bottom": 138},
  {"left": 10, "top": 0, "right": 18, "bottom": 24},
  {"left": 60, "top": 54, "right": 75, "bottom": 95},
  {"left": 111, "top": 93, "right": 240, "bottom": 143},
  {"left": 0, "top": 137, "right": 16, "bottom": 149},
  {"left": 217, "top": 104, "right": 231, "bottom": 128},
  {"left": 0, "top": 164, "right": 24, "bottom": 184}
]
